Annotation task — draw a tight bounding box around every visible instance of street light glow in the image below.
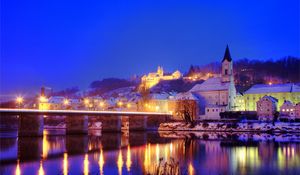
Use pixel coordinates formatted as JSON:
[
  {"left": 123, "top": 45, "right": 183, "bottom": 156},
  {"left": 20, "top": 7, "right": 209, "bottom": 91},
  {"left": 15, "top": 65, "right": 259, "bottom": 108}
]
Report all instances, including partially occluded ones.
[
  {"left": 16, "top": 97, "right": 23, "bottom": 104},
  {"left": 84, "top": 99, "right": 90, "bottom": 105},
  {"left": 118, "top": 101, "right": 123, "bottom": 107},
  {"left": 39, "top": 96, "right": 48, "bottom": 103},
  {"left": 99, "top": 101, "right": 105, "bottom": 107},
  {"left": 63, "top": 99, "right": 69, "bottom": 105}
]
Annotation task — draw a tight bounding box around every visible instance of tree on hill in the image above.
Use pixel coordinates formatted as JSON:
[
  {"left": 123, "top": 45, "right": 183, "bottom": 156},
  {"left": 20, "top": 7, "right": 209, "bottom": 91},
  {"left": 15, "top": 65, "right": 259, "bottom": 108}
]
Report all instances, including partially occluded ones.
[{"left": 89, "top": 78, "right": 137, "bottom": 96}]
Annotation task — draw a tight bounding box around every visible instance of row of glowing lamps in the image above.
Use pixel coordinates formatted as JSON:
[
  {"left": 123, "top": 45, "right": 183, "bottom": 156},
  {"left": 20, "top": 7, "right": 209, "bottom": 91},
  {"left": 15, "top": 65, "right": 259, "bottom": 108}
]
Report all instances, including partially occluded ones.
[{"left": 15, "top": 96, "right": 132, "bottom": 109}]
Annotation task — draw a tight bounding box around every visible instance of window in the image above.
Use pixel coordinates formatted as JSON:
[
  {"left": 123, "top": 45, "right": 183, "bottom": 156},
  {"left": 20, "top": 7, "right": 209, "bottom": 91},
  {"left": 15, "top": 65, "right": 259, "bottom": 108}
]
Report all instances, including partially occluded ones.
[
  {"left": 225, "top": 69, "right": 228, "bottom": 75},
  {"left": 216, "top": 109, "right": 218, "bottom": 112},
  {"left": 212, "top": 109, "right": 214, "bottom": 112},
  {"left": 207, "top": 109, "right": 209, "bottom": 112},
  {"left": 216, "top": 102, "right": 218, "bottom": 105}
]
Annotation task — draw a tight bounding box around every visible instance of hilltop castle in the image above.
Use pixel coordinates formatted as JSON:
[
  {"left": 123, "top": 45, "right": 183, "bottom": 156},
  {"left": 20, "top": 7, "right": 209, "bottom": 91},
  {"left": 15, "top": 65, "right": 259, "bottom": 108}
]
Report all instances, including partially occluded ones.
[{"left": 141, "top": 66, "right": 182, "bottom": 89}]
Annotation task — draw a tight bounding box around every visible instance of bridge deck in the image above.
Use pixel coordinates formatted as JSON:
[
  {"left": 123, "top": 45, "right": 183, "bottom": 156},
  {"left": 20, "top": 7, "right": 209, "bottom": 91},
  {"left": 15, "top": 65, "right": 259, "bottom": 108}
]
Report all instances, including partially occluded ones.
[{"left": 0, "top": 108, "right": 172, "bottom": 116}]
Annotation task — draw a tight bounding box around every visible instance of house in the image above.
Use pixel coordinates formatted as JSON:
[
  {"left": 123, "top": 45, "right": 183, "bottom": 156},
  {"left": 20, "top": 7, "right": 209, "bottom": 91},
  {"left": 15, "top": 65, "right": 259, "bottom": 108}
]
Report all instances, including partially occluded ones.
[
  {"left": 295, "top": 102, "right": 300, "bottom": 119},
  {"left": 256, "top": 95, "right": 278, "bottom": 120},
  {"left": 189, "top": 45, "right": 236, "bottom": 120},
  {"left": 280, "top": 100, "right": 295, "bottom": 118}
]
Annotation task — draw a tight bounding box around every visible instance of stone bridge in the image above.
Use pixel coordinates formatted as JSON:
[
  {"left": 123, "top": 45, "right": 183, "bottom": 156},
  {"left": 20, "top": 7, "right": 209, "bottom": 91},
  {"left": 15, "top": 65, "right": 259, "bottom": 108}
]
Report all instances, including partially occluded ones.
[{"left": 0, "top": 108, "right": 173, "bottom": 136}]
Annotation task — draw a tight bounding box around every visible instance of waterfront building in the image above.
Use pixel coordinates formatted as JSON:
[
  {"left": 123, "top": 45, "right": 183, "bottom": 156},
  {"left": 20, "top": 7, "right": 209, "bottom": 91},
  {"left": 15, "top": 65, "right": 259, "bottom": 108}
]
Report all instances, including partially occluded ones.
[
  {"left": 141, "top": 66, "right": 182, "bottom": 89},
  {"left": 295, "top": 102, "right": 300, "bottom": 118},
  {"left": 256, "top": 95, "right": 278, "bottom": 120},
  {"left": 280, "top": 100, "right": 295, "bottom": 118},
  {"left": 189, "top": 45, "right": 236, "bottom": 119},
  {"left": 234, "top": 93, "right": 245, "bottom": 111},
  {"left": 38, "top": 96, "right": 82, "bottom": 110},
  {"left": 243, "top": 83, "right": 300, "bottom": 111}
]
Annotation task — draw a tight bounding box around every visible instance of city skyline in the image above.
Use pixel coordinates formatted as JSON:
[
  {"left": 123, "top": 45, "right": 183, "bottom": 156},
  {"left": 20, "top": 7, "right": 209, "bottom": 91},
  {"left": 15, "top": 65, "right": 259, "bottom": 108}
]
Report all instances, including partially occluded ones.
[{"left": 1, "top": 0, "right": 299, "bottom": 96}]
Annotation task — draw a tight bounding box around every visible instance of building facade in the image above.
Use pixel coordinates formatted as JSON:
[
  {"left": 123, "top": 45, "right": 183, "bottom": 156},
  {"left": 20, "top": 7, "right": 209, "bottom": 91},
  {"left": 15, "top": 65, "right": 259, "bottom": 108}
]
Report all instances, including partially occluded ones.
[
  {"left": 280, "top": 100, "right": 295, "bottom": 118},
  {"left": 256, "top": 95, "right": 278, "bottom": 120},
  {"left": 189, "top": 45, "right": 236, "bottom": 119},
  {"left": 244, "top": 83, "right": 300, "bottom": 111},
  {"left": 141, "top": 66, "right": 182, "bottom": 89}
]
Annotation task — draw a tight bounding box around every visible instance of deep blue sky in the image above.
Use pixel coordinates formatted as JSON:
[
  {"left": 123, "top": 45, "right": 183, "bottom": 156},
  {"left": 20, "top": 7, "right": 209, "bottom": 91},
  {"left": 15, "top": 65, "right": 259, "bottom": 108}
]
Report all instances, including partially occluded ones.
[{"left": 1, "top": 0, "right": 299, "bottom": 97}]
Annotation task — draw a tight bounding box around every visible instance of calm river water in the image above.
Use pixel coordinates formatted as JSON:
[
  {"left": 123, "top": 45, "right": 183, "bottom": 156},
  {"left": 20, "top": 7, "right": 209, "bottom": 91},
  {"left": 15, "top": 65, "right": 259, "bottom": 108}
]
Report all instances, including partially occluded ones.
[{"left": 0, "top": 130, "right": 300, "bottom": 175}]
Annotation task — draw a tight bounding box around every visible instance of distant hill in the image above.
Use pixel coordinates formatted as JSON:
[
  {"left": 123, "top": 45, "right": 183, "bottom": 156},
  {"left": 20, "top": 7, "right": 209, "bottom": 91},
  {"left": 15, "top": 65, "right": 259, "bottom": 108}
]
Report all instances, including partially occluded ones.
[{"left": 88, "top": 78, "right": 138, "bottom": 96}]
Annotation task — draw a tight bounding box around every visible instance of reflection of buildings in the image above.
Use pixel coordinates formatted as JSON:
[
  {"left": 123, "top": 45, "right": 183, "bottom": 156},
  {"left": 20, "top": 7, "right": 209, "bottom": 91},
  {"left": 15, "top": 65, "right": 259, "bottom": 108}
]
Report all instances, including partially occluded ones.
[
  {"left": 3, "top": 133, "right": 300, "bottom": 174},
  {"left": 141, "top": 66, "right": 182, "bottom": 89}
]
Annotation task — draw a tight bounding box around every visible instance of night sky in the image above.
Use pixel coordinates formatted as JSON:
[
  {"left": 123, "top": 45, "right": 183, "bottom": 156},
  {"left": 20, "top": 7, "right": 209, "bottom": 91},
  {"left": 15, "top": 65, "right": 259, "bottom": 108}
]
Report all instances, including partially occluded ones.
[{"left": 1, "top": 0, "right": 299, "bottom": 98}]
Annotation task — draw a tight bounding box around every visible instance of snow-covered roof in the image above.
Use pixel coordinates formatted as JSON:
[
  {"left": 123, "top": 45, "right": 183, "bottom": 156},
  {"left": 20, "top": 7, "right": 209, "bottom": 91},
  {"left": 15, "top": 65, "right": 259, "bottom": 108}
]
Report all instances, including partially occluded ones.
[
  {"left": 244, "top": 83, "right": 300, "bottom": 94},
  {"left": 151, "top": 92, "right": 170, "bottom": 100},
  {"left": 174, "top": 92, "right": 199, "bottom": 101},
  {"left": 189, "top": 77, "right": 230, "bottom": 92},
  {"left": 282, "top": 100, "right": 293, "bottom": 106},
  {"left": 261, "top": 95, "right": 278, "bottom": 103},
  {"left": 48, "top": 96, "right": 64, "bottom": 103}
]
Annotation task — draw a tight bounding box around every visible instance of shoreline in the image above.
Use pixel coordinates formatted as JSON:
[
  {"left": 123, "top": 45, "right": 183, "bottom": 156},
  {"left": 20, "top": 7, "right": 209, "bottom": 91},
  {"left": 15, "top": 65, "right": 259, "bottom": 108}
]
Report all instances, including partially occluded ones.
[{"left": 159, "top": 121, "right": 300, "bottom": 133}]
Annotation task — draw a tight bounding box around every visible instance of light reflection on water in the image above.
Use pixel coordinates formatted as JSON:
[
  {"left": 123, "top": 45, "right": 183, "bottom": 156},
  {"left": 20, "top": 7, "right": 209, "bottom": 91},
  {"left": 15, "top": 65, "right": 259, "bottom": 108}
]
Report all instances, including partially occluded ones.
[{"left": 0, "top": 130, "right": 300, "bottom": 175}]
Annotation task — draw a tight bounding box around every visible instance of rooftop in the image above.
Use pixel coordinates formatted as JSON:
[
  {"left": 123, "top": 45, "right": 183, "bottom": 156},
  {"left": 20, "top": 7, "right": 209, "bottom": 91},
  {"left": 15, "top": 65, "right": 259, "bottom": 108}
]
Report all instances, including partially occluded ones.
[
  {"left": 189, "top": 77, "right": 230, "bottom": 92},
  {"left": 244, "top": 83, "right": 300, "bottom": 94}
]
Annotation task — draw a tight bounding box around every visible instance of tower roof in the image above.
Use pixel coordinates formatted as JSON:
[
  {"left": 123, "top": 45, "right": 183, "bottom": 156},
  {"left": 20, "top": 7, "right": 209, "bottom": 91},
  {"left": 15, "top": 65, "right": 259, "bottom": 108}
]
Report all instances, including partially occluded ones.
[{"left": 222, "top": 45, "right": 232, "bottom": 62}]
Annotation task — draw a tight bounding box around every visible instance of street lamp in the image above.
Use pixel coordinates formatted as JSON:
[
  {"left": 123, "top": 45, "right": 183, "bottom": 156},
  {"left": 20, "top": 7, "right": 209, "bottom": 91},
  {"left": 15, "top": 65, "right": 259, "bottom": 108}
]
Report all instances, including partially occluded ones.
[
  {"left": 63, "top": 99, "right": 69, "bottom": 106},
  {"left": 16, "top": 96, "right": 23, "bottom": 108},
  {"left": 117, "top": 101, "right": 123, "bottom": 107}
]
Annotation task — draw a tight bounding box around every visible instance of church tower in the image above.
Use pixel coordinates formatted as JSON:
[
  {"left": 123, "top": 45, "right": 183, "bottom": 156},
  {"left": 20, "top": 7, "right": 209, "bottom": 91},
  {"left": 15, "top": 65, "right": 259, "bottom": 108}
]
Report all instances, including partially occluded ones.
[
  {"left": 221, "top": 45, "right": 233, "bottom": 83},
  {"left": 157, "top": 66, "right": 164, "bottom": 77}
]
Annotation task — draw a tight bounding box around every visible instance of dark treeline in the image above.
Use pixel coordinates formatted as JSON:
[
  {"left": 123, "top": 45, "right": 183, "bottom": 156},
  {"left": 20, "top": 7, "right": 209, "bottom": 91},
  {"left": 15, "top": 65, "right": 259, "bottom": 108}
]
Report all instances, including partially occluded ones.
[
  {"left": 187, "top": 56, "right": 300, "bottom": 84},
  {"left": 234, "top": 56, "right": 300, "bottom": 83},
  {"left": 51, "top": 87, "right": 80, "bottom": 97},
  {"left": 88, "top": 78, "right": 137, "bottom": 96}
]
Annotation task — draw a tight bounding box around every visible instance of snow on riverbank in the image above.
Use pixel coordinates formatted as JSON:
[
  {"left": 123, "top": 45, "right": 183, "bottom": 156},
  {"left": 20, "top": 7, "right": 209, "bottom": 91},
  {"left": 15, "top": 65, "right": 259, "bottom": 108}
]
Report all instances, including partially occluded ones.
[
  {"left": 158, "top": 131, "right": 300, "bottom": 142},
  {"left": 159, "top": 122, "right": 300, "bottom": 133}
]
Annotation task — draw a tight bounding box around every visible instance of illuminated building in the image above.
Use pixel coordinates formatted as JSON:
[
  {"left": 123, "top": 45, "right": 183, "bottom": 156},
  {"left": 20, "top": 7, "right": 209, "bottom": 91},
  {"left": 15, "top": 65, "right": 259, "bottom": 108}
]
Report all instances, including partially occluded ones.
[
  {"left": 141, "top": 66, "right": 182, "bottom": 89},
  {"left": 190, "top": 45, "right": 236, "bottom": 119},
  {"left": 256, "top": 96, "right": 278, "bottom": 120},
  {"left": 243, "top": 83, "right": 300, "bottom": 111},
  {"left": 280, "top": 100, "right": 295, "bottom": 118}
]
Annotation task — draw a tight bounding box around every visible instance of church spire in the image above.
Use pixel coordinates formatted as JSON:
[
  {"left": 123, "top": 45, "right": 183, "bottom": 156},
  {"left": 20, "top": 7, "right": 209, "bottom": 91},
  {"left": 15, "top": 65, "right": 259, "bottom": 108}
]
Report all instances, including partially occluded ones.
[{"left": 222, "top": 45, "right": 232, "bottom": 62}]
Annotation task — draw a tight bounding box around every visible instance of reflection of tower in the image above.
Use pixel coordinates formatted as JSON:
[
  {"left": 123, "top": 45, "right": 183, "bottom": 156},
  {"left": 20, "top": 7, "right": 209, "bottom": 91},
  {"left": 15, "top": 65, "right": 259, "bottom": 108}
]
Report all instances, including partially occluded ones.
[{"left": 157, "top": 66, "right": 164, "bottom": 77}]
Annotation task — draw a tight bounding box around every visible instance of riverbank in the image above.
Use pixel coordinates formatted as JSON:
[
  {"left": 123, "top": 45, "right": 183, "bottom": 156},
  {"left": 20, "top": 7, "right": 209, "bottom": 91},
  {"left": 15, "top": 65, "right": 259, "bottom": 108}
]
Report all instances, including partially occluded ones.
[{"left": 159, "top": 121, "right": 300, "bottom": 133}]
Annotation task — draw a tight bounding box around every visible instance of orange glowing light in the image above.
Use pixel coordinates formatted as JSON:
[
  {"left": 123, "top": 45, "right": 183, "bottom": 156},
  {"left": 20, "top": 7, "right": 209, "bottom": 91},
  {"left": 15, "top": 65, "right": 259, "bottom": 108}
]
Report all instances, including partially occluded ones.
[
  {"left": 84, "top": 99, "right": 90, "bottom": 105},
  {"left": 118, "top": 101, "right": 123, "bottom": 107},
  {"left": 39, "top": 96, "right": 48, "bottom": 103},
  {"left": 16, "top": 97, "right": 24, "bottom": 104}
]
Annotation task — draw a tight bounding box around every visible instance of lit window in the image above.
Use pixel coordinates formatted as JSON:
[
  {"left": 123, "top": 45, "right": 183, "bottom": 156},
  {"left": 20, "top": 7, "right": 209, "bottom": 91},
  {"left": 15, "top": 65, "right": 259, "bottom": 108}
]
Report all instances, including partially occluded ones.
[
  {"left": 291, "top": 109, "right": 294, "bottom": 111},
  {"left": 282, "top": 109, "right": 285, "bottom": 112},
  {"left": 287, "top": 109, "right": 289, "bottom": 112}
]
